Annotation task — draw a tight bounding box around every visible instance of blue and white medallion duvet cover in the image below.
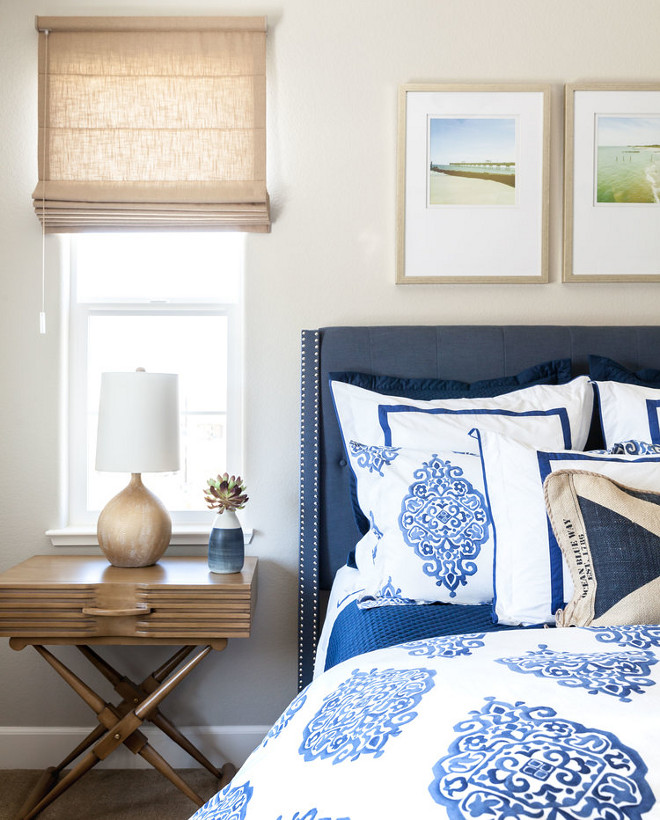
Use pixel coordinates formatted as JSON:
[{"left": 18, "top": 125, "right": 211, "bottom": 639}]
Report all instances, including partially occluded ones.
[{"left": 190, "top": 625, "right": 660, "bottom": 820}]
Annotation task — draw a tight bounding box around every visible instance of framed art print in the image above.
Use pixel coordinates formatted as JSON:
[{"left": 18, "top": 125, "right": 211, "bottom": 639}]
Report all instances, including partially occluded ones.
[
  {"left": 564, "top": 83, "right": 660, "bottom": 282},
  {"left": 396, "top": 84, "right": 550, "bottom": 284}
]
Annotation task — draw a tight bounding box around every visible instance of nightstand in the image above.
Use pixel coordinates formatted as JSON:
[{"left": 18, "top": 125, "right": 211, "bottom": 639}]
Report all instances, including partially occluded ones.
[{"left": 0, "top": 554, "right": 257, "bottom": 819}]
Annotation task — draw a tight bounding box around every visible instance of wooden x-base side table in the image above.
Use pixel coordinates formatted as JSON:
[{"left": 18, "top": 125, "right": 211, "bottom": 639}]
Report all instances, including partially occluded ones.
[{"left": 0, "top": 555, "right": 257, "bottom": 819}]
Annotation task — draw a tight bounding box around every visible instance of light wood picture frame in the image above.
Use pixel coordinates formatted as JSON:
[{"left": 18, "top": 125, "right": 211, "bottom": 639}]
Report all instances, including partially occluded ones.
[
  {"left": 396, "top": 83, "right": 550, "bottom": 284},
  {"left": 564, "top": 82, "right": 660, "bottom": 282}
]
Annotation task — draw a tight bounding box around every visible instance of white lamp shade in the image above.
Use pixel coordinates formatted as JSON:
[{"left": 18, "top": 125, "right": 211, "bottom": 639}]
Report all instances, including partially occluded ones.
[{"left": 96, "top": 371, "right": 180, "bottom": 473}]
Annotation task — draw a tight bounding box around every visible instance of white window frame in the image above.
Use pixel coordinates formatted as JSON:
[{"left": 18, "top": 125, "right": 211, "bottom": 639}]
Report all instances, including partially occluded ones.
[{"left": 48, "top": 236, "right": 244, "bottom": 545}]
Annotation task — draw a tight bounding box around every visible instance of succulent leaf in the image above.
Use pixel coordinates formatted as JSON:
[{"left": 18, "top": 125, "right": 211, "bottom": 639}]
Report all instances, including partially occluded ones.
[{"left": 203, "top": 472, "right": 248, "bottom": 513}]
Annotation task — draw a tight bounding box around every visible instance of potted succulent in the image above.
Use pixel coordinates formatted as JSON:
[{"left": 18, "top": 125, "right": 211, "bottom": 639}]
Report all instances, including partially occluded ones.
[{"left": 205, "top": 473, "right": 248, "bottom": 574}]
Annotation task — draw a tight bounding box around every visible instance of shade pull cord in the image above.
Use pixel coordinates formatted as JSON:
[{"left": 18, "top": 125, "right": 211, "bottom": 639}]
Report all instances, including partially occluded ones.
[{"left": 40, "top": 29, "right": 50, "bottom": 335}]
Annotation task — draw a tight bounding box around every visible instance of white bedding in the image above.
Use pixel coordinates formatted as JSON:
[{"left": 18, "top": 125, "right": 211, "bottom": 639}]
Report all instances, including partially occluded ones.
[
  {"left": 314, "top": 563, "right": 365, "bottom": 678},
  {"left": 190, "top": 624, "right": 660, "bottom": 819}
]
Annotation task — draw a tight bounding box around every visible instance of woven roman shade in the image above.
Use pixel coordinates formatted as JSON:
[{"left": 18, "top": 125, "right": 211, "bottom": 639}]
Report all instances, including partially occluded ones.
[{"left": 33, "top": 16, "right": 270, "bottom": 232}]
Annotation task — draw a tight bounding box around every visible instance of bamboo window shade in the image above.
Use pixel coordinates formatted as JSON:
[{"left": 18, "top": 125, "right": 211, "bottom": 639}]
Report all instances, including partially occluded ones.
[{"left": 34, "top": 16, "right": 270, "bottom": 232}]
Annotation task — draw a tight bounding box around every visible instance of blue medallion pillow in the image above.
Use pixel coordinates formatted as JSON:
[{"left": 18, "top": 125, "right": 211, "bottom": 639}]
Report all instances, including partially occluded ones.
[
  {"left": 346, "top": 438, "right": 494, "bottom": 607},
  {"left": 545, "top": 470, "right": 660, "bottom": 627}
]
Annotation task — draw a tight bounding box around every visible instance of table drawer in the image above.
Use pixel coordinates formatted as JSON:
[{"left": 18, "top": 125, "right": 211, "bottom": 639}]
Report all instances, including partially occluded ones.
[
  {"left": 0, "top": 556, "right": 257, "bottom": 642},
  {"left": 0, "top": 586, "right": 99, "bottom": 637}
]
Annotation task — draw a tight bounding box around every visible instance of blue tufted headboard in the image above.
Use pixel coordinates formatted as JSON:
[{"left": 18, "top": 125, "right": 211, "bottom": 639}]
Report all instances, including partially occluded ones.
[{"left": 298, "top": 325, "right": 660, "bottom": 687}]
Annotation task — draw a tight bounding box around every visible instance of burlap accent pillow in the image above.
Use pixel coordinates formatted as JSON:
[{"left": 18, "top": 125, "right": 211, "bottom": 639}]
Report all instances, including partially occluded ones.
[{"left": 544, "top": 469, "right": 660, "bottom": 627}]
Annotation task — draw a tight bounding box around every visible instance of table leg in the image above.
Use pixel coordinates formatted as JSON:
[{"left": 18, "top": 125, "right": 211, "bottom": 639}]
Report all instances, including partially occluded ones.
[
  {"left": 17, "top": 644, "right": 219, "bottom": 817},
  {"left": 14, "top": 769, "right": 57, "bottom": 820},
  {"left": 77, "top": 644, "right": 225, "bottom": 777},
  {"left": 138, "top": 744, "right": 205, "bottom": 806},
  {"left": 15, "top": 720, "right": 107, "bottom": 816},
  {"left": 21, "top": 751, "right": 100, "bottom": 820}
]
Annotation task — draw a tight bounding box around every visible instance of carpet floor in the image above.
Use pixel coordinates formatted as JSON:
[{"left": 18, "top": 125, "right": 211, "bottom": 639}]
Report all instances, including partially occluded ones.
[{"left": 0, "top": 769, "right": 221, "bottom": 819}]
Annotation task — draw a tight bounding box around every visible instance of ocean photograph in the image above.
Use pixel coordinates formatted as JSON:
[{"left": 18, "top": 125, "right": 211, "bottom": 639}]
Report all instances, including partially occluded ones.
[
  {"left": 428, "top": 117, "right": 517, "bottom": 206},
  {"left": 596, "top": 115, "right": 660, "bottom": 204}
]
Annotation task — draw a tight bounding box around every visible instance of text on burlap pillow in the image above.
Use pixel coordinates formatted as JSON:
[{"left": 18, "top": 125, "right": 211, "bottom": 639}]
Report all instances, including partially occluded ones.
[{"left": 544, "top": 469, "right": 660, "bottom": 628}]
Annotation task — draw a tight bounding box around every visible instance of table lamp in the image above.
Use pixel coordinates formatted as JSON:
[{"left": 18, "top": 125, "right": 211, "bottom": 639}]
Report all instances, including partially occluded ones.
[{"left": 95, "top": 369, "right": 180, "bottom": 567}]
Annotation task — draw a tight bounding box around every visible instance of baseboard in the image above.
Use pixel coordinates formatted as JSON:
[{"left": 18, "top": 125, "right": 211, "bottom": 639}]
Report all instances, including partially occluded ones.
[{"left": 0, "top": 724, "right": 270, "bottom": 769}]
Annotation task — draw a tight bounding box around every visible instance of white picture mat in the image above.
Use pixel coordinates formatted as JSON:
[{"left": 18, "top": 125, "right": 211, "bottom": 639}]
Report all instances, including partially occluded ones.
[
  {"left": 400, "top": 88, "right": 547, "bottom": 282},
  {"left": 570, "top": 88, "right": 660, "bottom": 279}
]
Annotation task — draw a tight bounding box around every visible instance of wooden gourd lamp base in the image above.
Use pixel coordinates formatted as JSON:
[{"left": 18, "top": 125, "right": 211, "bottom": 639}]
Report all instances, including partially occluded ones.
[
  {"left": 95, "top": 370, "right": 180, "bottom": 569},
  {"left": 97, "top": 473, "right": 172, "bottom": 568}
]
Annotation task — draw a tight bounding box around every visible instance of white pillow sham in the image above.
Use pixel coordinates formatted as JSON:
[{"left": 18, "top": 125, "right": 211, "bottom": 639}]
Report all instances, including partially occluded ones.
[
  {"left": 478, "top": 429, "right": 660, "bottom": 626},
  {"left": 331, "top": 376, "right": 594, "bottom": 454},
  {"left": 347, "top": 438, "right": 494, "bottom": 606},
  {"left": 594, "top": 380, "right": 660, "bottom": 449}
]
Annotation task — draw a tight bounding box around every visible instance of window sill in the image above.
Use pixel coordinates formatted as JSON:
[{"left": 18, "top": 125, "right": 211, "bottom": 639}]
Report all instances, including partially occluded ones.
[{"left": 46, "top": 526, "right": 254, "bottom": 548}]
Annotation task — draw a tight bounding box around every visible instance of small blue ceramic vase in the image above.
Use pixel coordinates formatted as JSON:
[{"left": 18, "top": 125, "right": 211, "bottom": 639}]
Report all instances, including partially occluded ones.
[{"left": 208, "top": 511, "right": 244, "bottom": 574}]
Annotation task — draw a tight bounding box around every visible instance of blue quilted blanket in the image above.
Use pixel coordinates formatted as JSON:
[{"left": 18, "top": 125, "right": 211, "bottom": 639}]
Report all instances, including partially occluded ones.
[{"left": 324, "top": 599, "right": 518, "bottom": 670}]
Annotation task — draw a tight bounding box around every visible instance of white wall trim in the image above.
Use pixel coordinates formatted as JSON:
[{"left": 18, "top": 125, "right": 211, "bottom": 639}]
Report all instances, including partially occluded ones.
[{"left": 0, "top": 724, "right": 269, "bottom": 769}]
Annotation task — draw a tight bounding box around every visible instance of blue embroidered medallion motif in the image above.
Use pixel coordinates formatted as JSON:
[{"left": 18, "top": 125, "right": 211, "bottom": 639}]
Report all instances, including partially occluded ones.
[
  {"left": 190, "top": 780, "right": 253, "bottom": 820},
  {"left": 276, "top": 812, "right": 351, "bottom": 820},
  {"left": 608, "top": 440, "right": 660, "bottom": 455},
  {"left": 349, "top": 441, "right": 400, "bottom": 475},
  {"left": 496, "top": 644, "right": 657, "bottom": 702},
  {"left": 262, "top": 688, "right": 308, "bottom": 747},
  {"left": 300, "top": 666, "right": 435, "bottom": 764},
  {"left": 378, "top": 575, "right": 403, "bottom": 599},
  {"left": 594, "top": 625, "right": 660, "bottom": 651},
  {"left": 358, "top": 576, "right": 418, "bottom": 608},
  {"left": 399, "top": 455, "right": 489, "bottom": 596},
  {"left": 430, "top": 698, "right": 655, "bottom": 819},
  {"left": 401, "top": 634, "right": 486, "bottom": 659},
  {"left": 368, "top": 511, "right": 383, "bottom": 540}
]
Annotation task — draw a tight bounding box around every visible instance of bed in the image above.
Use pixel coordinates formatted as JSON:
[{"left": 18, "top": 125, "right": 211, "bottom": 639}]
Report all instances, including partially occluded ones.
[{"left": 190, "top": 325, "right": 660, "bottom": 820}]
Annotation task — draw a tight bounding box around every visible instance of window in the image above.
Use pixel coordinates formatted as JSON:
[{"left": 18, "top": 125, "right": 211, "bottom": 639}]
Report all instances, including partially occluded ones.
[{"left": 66, "top": 232, "right": 243, "bottom": 529}]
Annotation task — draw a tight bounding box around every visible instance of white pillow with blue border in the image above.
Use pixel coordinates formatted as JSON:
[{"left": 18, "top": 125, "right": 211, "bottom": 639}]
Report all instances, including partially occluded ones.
[
  {"left": 477, "top": 428, "right": 660, "bottom": 626},
  {"left": 331, "top": 376, "right": 594, "bottom": 454},
  {"left": 594, "top": 380, "right": 660, "bottom": 449}
]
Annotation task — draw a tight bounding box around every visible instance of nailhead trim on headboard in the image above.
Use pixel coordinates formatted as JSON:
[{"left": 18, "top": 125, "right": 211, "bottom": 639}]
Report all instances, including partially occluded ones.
[{"left": 298, "top": 330, "right": 320, "bottom": 689}]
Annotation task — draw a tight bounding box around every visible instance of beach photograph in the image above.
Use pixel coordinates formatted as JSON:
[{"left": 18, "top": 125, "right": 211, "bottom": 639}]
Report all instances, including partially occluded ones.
[
  {"left": 428, "top": 116, "right": 517, "bottom": 206},
  {"left": 596, "top": 115, "right": 660, "bottom": 204}
]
